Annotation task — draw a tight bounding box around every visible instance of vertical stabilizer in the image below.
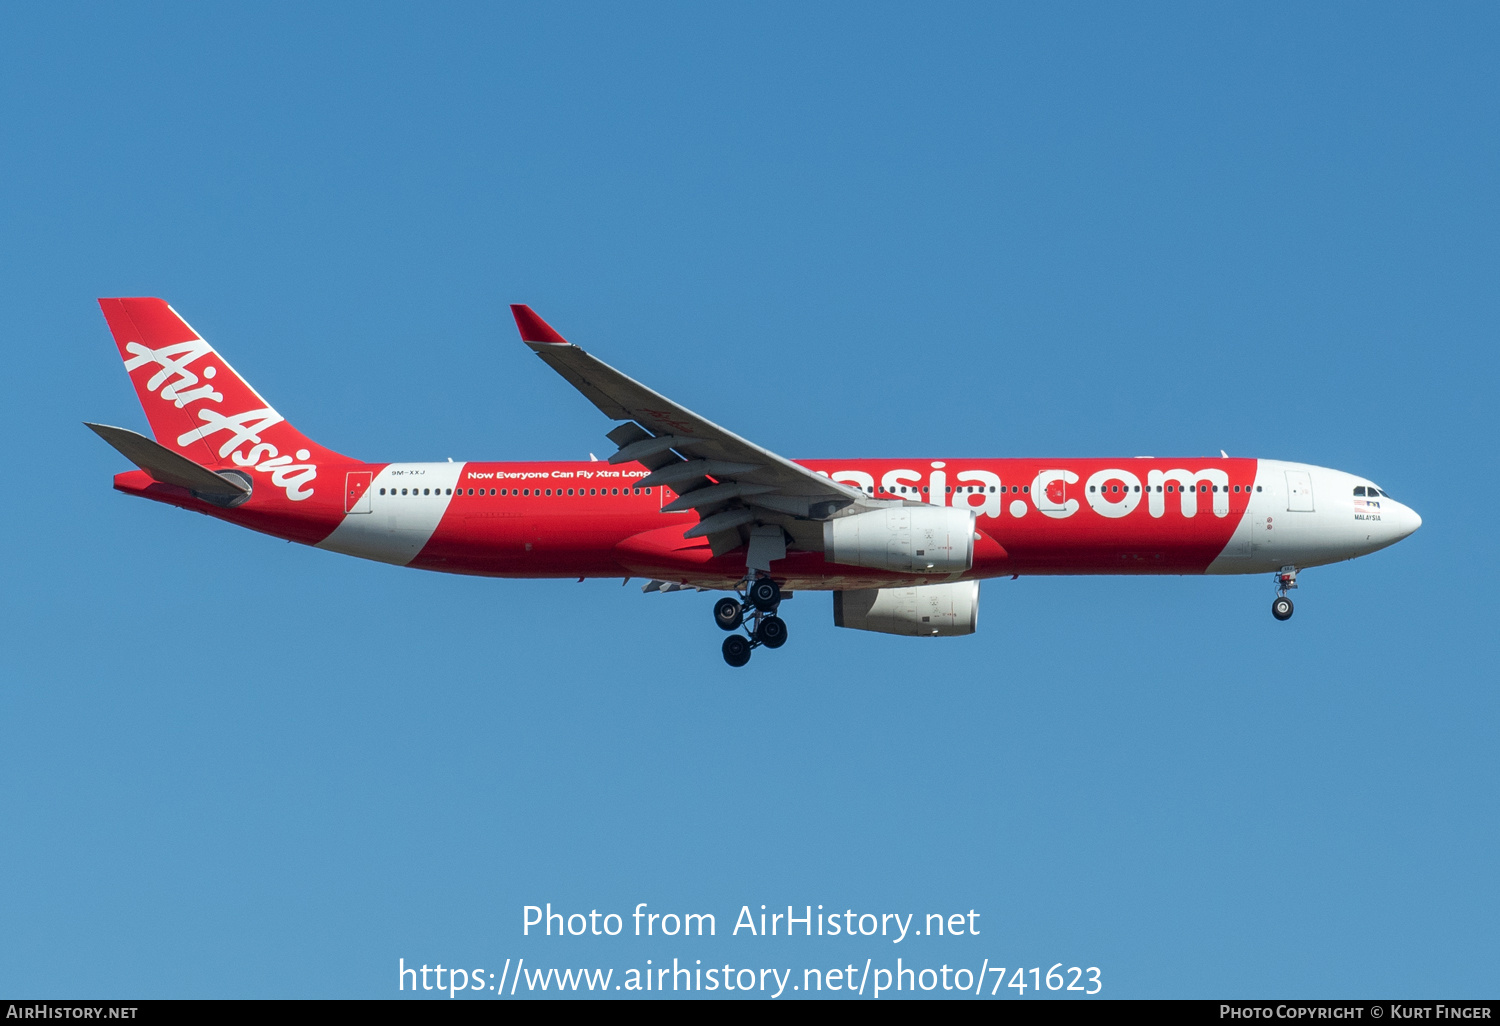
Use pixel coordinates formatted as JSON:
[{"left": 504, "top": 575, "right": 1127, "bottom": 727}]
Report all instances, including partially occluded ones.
[{"left": 98, "top": 298, "right": 350, "bottom": 502}]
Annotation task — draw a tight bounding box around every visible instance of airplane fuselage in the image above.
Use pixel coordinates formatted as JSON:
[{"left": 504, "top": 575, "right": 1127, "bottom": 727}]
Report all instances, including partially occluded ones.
[{"left": 113, "top": 455, "right": 1420, "bottom": 590}]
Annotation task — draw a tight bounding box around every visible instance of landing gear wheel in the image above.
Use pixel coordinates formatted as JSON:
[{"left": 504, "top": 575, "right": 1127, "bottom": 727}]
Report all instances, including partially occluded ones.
[
  {"left": 713, "top": 597, "right": 744, "bottom": 631},
  {"left": 756, "top": 615, "right": 788, "bottom": 649},
  {"left": 722, "top": 634, "right": 752, "bottom": 667},
  {"left": 748, "top": 578, "right": 781, "bottom": 612},
  {"left": 1272, "top": 596, "right": 1294, "bottom": 621}
]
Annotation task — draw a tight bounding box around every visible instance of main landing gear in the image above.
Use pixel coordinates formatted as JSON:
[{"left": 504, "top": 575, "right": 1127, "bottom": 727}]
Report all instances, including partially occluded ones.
[
  {"left": 716, "top": 576, "right": 788, "bottom": 667},
  {"left": 1271, "top": 566, "right": 1298, "bottom": 621}
]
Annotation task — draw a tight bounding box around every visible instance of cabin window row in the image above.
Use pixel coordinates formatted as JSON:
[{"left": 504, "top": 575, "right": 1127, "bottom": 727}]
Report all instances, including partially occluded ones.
[
  {"left": 856, "top": 483, "right": 1264, "bottom": 496},
  {"left": 1089, "top": 484, "right": 1261, "bottom": 494},
  {"left": 865, "top": 485, "right": 1030, "bottom": 495},
  {"left": 376, "top": 486, "right": 652, "bottom": 497}
]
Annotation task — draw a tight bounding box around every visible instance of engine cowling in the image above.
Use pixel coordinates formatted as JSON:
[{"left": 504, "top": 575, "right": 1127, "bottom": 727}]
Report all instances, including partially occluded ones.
[
  {"left": 822, "top": 506, "right": 975, "bottom": 573},
  {"left": 833, "top": 581, "right": 980, "bottom": 637}
]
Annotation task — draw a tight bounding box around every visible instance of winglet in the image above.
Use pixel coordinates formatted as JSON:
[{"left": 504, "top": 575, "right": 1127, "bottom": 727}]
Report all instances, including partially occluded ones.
[{"left": 510, "top": 304, "right": 569, "bottom": 345}]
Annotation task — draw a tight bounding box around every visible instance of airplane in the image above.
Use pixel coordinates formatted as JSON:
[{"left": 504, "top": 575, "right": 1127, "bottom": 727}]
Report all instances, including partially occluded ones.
[{"left": 88, "top": 297, "right": 1422, "bottom": 667}]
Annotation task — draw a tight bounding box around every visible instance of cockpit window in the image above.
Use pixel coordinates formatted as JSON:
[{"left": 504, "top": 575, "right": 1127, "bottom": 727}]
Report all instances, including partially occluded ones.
[{"left": 1353, "top": 486, "right": 1366, "bottom": 496}]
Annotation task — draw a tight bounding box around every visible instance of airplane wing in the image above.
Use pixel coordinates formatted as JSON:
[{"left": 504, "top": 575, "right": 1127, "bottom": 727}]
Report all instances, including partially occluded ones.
[{"left": 510, "top": 305, "right": 880, "bottom": 565}]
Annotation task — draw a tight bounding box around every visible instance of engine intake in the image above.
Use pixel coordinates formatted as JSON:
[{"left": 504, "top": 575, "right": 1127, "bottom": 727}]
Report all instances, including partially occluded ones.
[
  {"left": 822, "top": 506, "right": 975, "bottom": 573},
  {"left": 833, "top": 581, "right": 980, "bottom": 637}
]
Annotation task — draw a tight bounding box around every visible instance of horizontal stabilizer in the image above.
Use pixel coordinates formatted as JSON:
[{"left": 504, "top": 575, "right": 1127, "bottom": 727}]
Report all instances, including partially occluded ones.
[{"left": 85, "top": 422, "right": 250, "bottom": 500}]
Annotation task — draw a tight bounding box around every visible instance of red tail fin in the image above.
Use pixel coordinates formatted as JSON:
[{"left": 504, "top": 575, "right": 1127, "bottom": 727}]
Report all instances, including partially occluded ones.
[{"left": 98, "top": 298, "right": 349, "bottom": 499}]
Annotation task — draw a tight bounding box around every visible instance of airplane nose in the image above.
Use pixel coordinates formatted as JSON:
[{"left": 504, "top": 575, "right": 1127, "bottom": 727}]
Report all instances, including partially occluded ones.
[{"left": 1397, "top": 503, "right": 1422, "bottom": 540}]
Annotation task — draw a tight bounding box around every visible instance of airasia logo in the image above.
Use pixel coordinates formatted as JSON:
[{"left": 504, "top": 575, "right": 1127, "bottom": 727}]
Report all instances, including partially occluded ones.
[
  {"left": 825, "top": 463, "right": 1234, "bottom": 521},
  {"left": 123, "top": 339, "right": 316, "bottom": 501}
]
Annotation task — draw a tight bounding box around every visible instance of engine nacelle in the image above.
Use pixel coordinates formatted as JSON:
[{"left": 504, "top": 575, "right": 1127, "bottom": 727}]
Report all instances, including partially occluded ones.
[
  {"left": 832, "top": 581, "right": 980, "bottom": 637},
  {"left": 822, "top": 506, "right": 975, "bottom": 574}
]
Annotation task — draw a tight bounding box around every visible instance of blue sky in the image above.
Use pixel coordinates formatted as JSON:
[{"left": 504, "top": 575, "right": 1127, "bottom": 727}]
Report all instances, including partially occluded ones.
[{"left": 2, "top": 2, "right": 1496, "bottom": 999}]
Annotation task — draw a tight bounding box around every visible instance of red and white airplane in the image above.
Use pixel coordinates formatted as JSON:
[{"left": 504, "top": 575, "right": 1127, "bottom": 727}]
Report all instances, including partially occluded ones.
[{"left": 89, "top": 298, "right": 1421, "bottom": 666}]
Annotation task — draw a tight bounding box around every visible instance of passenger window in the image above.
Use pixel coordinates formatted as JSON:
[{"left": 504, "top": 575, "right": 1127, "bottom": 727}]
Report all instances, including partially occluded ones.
[
  {"left": 1256, "top": 486, "right": 1262, "bottom": 491},
  {"left": 401, "top": 488, "right": 408, "bottom": 495},
  {"left": 378, "top": 488, "right": 385, "bottom": 495}
]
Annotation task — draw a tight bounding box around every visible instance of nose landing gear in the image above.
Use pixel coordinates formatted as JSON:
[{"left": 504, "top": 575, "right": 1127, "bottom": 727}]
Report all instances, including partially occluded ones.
[
  {"left": 716, "top": 576, "right": 789, "bottom": 665},
  {"left": 1271, "top": 567, "right": 1298, "bottom": 621}
]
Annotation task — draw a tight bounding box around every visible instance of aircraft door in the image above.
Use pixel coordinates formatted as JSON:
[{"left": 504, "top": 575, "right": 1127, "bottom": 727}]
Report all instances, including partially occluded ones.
[
  {"left": 345, "top": 471, "right": 373, "bottom": 513},
  {"left": 1033, "top": 469, "right": 1076, "bottom": 516},
  {"left": 1285, "top": 471, "right": 1314, "bottom": 512}
]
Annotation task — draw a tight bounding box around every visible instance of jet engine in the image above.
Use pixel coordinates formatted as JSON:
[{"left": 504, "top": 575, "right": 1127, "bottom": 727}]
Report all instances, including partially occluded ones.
[
  {"left": 822, "top": 507, "right": 975, "bottom": 573},
  {"left": 832, "top": 581, "right": 980, "bottom": 637}
]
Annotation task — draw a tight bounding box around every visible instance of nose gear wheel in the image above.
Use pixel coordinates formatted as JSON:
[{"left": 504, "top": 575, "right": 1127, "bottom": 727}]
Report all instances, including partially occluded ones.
[{"left": 1271, "top": 567, "right": 1299, "bottom": 621}]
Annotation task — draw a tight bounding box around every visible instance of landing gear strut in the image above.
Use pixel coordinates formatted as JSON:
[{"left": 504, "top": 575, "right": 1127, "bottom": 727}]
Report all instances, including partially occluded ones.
[
  {"left": 716, "top": 575, "right": 789, "bottom": 666},
  {"left": 1271, "top": 566, "right": 1298, "bottom": 621}
]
